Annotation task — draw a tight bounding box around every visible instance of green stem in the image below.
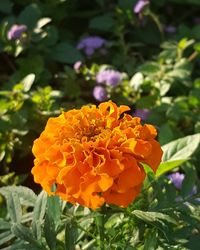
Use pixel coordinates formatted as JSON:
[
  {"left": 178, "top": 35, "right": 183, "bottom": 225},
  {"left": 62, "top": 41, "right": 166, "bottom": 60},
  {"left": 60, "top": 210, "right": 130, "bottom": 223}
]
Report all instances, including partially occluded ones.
[
  {"left": 148, "top": 11, "right": 164, "bottom": 41},
  {"left": 95, "top": 206, "right": 105, "bottom": 250}
]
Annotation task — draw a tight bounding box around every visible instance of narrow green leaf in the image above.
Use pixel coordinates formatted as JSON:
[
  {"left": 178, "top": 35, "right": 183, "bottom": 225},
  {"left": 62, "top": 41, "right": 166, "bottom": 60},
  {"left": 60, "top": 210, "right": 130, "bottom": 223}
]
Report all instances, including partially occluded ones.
[
  {"left": 44, "top": 213, "right": 56, "bottom": 250},
  {"left": 6, "top": 192, "right": 22, "bottom": 223},
  {"left": 143, "top": 229, "right": 158, "bottom": 250},
  {"left": 65, "top": 220, "right": 76, "bottom": 250},
  {"left": 31, "top": 220, "right": 41, "bottom": 240},
  {"left": 0, "top": 231, "right": 15, "bottom": 246},
  {"left": 0, "top": 186, "right": 37, "bottom": 207},
  {"left": 47, "top": 195, "right": 61, "bottom": 228},
  {"left": 32, "top": 191, "right": 47, "bottom": 240},
  {"left": 132, "top": 210, "right": 176, "bottom": 224},
  {"left": 32, "top": 191, "right": 47, "bottom": 222},
  {"left": 0, "top": 219, "right": 10, "bottom": 230},
  {"left": 11, "top": 223, "right": 44, "bottom": 249}
]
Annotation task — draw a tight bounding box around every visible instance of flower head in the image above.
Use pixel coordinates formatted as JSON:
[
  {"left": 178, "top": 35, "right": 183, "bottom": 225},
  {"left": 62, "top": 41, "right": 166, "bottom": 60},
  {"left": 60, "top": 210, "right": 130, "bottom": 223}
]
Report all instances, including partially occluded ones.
[
  {"left": 168, "top": 172, "right": 198, "bottom": 198},
  {"left": 167, "top": 172, "right": 185, "bottom": 189},
  {"left": 133, "top": 109, "right": 150, "bottom": 120},
  {"left": 73, "top": 61, "right": 82, "bottom": 72},
  {"left": 7, "top": 24, "right": 27, "bottom": 40},
  {"left": 32, "top": 101, "right": 163, "bottom": 210},
  {"left": 93, "top": 86, "right": 108, "bottom": 102},
  {"left": 165, "top": 25, "right": 176, "bottom": 34},
  {"left": 134, "top": 0, "right": 150, "bottom": 14},
  {"left": 96, "top": 70, "right": 122, "bottom": 87},
  {"left": 77, "top": 36, "right": 106, "bottom": 56}
]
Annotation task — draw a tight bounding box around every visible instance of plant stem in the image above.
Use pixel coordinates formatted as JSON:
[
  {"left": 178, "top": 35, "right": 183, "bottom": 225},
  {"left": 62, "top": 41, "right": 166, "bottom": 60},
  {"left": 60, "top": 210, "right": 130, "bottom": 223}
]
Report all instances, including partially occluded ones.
[{"left": 96, "top": 206, "right": 105, "bottom": 250}]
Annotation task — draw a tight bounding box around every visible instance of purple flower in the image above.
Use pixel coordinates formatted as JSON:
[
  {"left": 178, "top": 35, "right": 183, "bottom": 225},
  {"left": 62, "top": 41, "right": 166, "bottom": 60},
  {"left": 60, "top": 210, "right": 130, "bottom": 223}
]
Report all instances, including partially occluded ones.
[
  {"left": 167, "top": 172, "right": 185, "bottom": 190},
  {"left": 167, "top": 172, "right": 199, "bottom": 201},
  {"left": 77, "top": 36, "right": 106, "bottom": 56},
  {"left": 165, "top": 25, "right": 176, "bottom": 34},
  {"left": 73, "top": 61, "right": 82, "bottom": 72},
  {"left": 134, "top": 0, "right": 150, "bottom": 14},
  {"left": 96, "top": 70, "right": 122, "bottom": 87},
  {"left": 93, "top": 86, "right": 108, "bottom": 102},
  {"left": 133, "top": 109, "right": 150, "bottom": 120},
  {"left": 7, "top": 24, "right": 27, "bottom": 40}
]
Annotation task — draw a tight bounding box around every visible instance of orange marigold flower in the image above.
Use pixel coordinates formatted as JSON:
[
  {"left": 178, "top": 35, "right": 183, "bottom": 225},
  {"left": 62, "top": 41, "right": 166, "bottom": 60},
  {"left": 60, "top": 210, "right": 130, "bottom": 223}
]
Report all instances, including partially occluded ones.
[{"left": 32, "top": 101, "right": 163, "bottom": 210}]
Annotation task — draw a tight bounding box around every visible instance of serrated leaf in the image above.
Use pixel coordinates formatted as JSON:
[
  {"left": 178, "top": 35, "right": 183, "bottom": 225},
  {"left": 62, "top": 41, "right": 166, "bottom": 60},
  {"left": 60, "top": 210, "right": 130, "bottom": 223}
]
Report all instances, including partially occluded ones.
[{"left": 132, "top": 210, "right": 176, "bottom": 224}]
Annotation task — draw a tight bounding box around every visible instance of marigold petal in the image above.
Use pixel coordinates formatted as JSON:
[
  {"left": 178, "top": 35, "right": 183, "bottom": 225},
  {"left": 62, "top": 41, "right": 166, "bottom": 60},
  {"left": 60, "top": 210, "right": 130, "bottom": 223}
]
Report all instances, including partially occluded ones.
[
  {"left": 31, "top": 101, "right": 162, "bottom": 210},
  {"left": 103, "top": 185, "right": 142, "bottom": 207}
]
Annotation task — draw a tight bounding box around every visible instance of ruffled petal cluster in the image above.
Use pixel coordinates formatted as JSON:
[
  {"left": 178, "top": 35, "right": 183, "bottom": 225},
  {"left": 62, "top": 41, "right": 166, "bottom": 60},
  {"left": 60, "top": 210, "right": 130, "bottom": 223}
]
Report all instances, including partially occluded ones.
[{"left": 32, "top": 101, "right": 163, "bottom": 210}]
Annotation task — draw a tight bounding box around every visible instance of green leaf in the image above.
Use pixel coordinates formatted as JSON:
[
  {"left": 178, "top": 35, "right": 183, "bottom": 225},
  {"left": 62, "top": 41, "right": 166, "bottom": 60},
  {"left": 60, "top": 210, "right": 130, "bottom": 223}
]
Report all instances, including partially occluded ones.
[
  {"left": 11, "top": 223, "right": 43, "bottom": 249},
  {"left": 89, "top": 14, "right": 115, "bottom": 32},
  {"left": 0, "top": 0, "right": 13, "bottom": 14},
  {"left": 65, "top": 220, "right": 76, "bottom": 250},
  {"left": 31, "top": 191, "right": 47, "bottom": 240},
  {"left": 32, "top": 191, "right": 47, "bottom": 222},
  {"left": 36, "top": 18, "right": 52, "bottom": 29},
  {"left": 18, "top": 4, "right": 41, "bottom": 29},
  {"left": 181, "top": 166, "right": 196, "bottom": 198},
  {"left": 138, "top": 62, "right": 160, "bottom": 74},
  {"left": 0, "top": 231, "right": 15, "bottom": 247},
  {"left": 162, "top": 134, "right": 200, "bottom": 162},
  {"left": 156, "top": 160, "right": 186, "bottom": 177},
  {"left": 132, "top": 210, "right": 176, "bottom": 224},
  {"left": 47, "top": 195, "right": 61, "bottom": 228},
  {"left": 17, "top": 55, "right": 44, "bottom": 77},
  {"left": 44, "top": 213, "right": 56, "bottom": 250},
  {"left": 156, "top": 134, "right": 200, "bottom": 176},
  {"left": 31, "top": 221, "right": 41, "bottom": 240},
  {"left": 143, "top": 229, "right": 158, "bottom": 250},
  {"left": 0, "top": 219, "right": 10, "bottom": 230},
  {"left": 129, "top": 72, "right": 144, "bottom": 90},
  {"left": 0, "top": 188, "right": 22, "bottom": 223},
  {"left": 21, "top": 74, "right": 35, "bottom": 92},
  {"left": 0, "top": 186, "right": 37, "bottom": 207},
  {"left": 52, "top": 42, "right": 83, "bottom": 64}
]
